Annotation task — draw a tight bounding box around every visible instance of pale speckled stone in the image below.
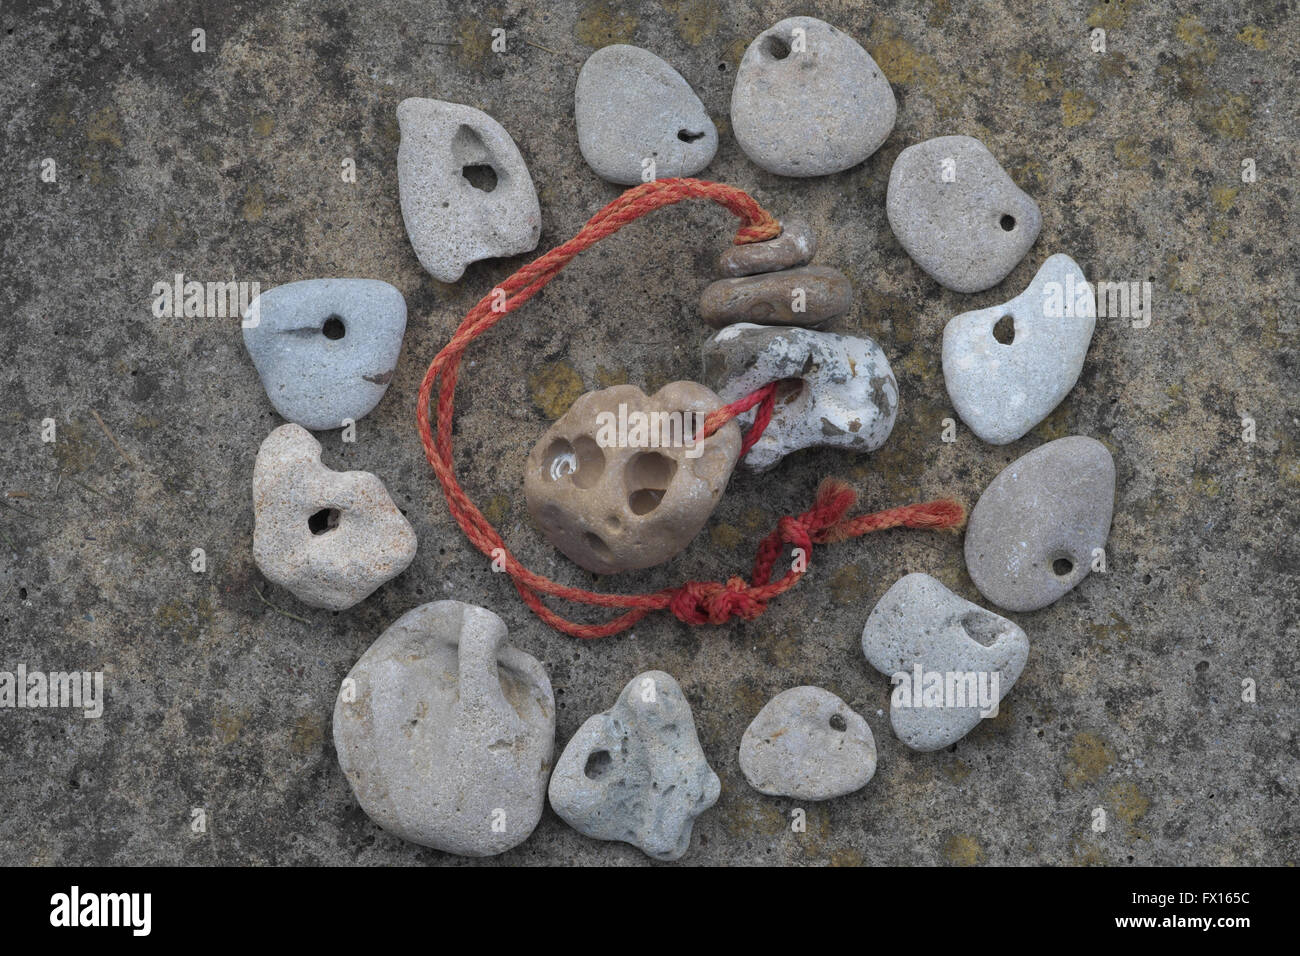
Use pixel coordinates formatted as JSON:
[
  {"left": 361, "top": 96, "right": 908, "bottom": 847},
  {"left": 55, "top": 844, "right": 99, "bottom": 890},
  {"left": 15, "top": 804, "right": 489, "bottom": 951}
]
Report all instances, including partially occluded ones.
[
  {"left": 739, "top": 686, "right": 877, "bottom": 800},
  {"left": 943, "top": 254, "right": 1097, "bottom": 444},
  {"left": 964, "top": 437, "right": 1116, "bottom": 612},
  {"left": 548, "top": 670, "right": 719, "bottom": 861},
  {"left": 242, "top": 278, "right": 406, "bottom": 431},
  {"left": 702, "top": 323, "right": 898, "bottom": 472},
  {"left": 575, "top": 45, "right": 717, "bottom": 185},
  {"left": 731, "top": 16, "right": 895, "bottom": 177},
  {"left": 717, "top": 217, "right": 816, "bottom": 277},
  {"left": 886, "top": 135, "right": 1042, "bottom": 293},
  {"left": 862, "top": 573, "right": 1029, "bottom": 752},
  {"left": 252, "top": 424, "right": 416, "bottom": 610},
  {"left": 333, "top": 601, "right": 554, "bottom": 856},
  {"left": 397, "top": 98, "right": 540, "bottom": 282}
]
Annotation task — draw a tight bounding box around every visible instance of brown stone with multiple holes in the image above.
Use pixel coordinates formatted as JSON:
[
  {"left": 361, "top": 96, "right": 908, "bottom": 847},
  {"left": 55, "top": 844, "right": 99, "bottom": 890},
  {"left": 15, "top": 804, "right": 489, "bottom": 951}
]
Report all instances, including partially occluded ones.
[{"left": 524, "top": 382, "right": 741, "bottom": 574}]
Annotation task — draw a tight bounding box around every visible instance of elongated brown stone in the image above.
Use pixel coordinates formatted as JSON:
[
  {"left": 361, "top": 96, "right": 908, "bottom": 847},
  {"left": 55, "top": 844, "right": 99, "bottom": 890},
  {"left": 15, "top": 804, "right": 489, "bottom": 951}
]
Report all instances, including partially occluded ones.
[
  {"left": 699, "top": 265, "right": 851, "bottom": 328},
  {"left": 717, "top": 217, "right": 816, "bottom": 277}
]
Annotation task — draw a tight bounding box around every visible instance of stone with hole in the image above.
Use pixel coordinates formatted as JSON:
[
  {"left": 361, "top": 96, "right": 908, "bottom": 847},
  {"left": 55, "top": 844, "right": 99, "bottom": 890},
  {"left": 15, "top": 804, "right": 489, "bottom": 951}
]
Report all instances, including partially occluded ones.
[
  {"left": 943, "top": 254, "right": 1096, "bottom": 444},
  {"left": 964, "top": 436, "right": 1115, "bottom": 612},
  {"left": 699, "top": 265, "right": 852, "bottom": 329},
  {"left": 886, "top": 135, "right": 1042, "bottom": 293},
  {"left": 397, "top": 98, "right": 541, "bottom": 282},
  {"left": 575, "top": 44, "right": 717, "bottom": 185},
  {"left": 862, "top": 573, "right": 1029, "bottom": 752},
  {"left": 731, "top": 16, "right": 895, "bottom": 177},
  {"left": 717, "top": 217, "right": 816, "bottom": 277},
  {"left": 702, "top": 323, "right": 897, "bottom": 472},
  {"left": 739, "top": 686, "right": 877, "bottom": 799},
  {"left": 333, "top": 601, "right": 554, "bottom": 856},
  {"left": 524, "top": 381, "right": 740, "bottom": 574},
  {"left": 242, "top": 279, "right": 407, "bottom": 431},
  {"left": 548, "top": 670, "right": 719, "bottom": 861},
  {"left": 252, "top": 424, "right": 416, "bottom": 610}
]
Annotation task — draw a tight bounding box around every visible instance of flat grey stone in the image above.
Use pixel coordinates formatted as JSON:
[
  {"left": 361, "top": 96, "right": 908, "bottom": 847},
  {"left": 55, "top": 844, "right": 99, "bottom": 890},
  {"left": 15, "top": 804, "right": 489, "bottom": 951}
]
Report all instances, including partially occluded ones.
[
  {"left": 702, "top": 323, "right": 898, "bottom": 472},
  {"left": 943, "top": 254, "right": 1096, "bottom": 444},
  {"left": 731, "top": 16, "right": 895, "bottom": 177},
  {"left": 575, "top": 44, "right": 717, "bottom": 185},
  {"left": 886, "top": 135, "right": 1042, "bottom": 293},
  {"left": 739, "top": 686, "right": 876, "bottom": 799},
  {"left": 964, "top": 436, "right": 1115, "bottom": 611},
  {"left": 397, "top": 98, "right": 541, "bottom": 282},
  {"left": 333, "top": 601, "right": 554, "bottom": 856},
  {"left": 548, "top": 670, "right": 719, "bottom": 861},
  {"left": 252, "top": 424, "right": 417, "bottom": 610},
  {"left": 718, "top": 217, "right": 816, "bottom": 277},
  {"left": 861, "top": 573, "right": 1029, "bottom": 752},
  {"left": 699, "top": 265, "right": 851, "bottom": 329},
  {"left": 242, "top": 278, "right": 406, "bottom": 431}
]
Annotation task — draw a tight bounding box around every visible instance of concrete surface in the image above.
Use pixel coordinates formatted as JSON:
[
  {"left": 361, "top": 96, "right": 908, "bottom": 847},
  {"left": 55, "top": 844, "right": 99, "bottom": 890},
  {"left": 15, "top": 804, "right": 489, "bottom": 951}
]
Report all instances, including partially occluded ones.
[{"left": 0, "top": 0, "right": 1296, "bottom": 866}]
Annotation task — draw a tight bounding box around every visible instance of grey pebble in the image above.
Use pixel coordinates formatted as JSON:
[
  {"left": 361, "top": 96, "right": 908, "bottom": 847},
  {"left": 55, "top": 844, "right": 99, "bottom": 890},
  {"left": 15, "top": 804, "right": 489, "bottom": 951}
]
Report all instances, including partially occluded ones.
[
  {"left": 548, "top": 670, "right": 719, "bottom": 861},
  {"left": 718, "top": 217, "right": 816, "bottom": 277},
  {"left": 333, "top": 601, "right": 555, "bottom": 856},
  {"left": 699, "top": 265, "right": 851, "bottom": 329},
  {"left": 397, "top": 97, "right": 540, "bottom": 282},
  {"left": 242, "top": 278, "right": 406, "bottom": 431},
  {"left": 861, "top": 573, "right": 1029, "bottom": 752},
  {"left": 886, "top": 134, "right": 1042, "bottom": 293},
  {"left": 575, "top": 44, "right": 717, "bottom": 185},
  {"left": 252, "top": 424, "right": 417, "bottom": 611},
  {"left": 731, "top": 16, "right": 895, "bottom": 177},
  {"left": 964, "top": 436, "right": 1115, "bottom": 611},
  {"left": 739, "top": 686, "right": 877, "bottom": 800}
]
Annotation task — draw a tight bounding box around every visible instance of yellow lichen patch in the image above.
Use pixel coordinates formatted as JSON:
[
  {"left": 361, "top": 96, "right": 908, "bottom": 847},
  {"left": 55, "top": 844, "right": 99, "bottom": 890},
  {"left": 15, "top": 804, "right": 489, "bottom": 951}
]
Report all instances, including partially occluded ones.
[
  {"left": 1065, "top": 732, "right": 1115, "bottom": 788},
  {"left": 1012, "top": 51, "right": 1063, "bottom": 105},
  {"left": 1114, "top": 137, "right": 1149, "bottom": 168},
  {"left": 830, "top": 847, "right": 864, "bottom": 867},
  {"left": 1107, "top": 780, "right": 1151, "bottom": 828},
  {"left": 943, "top": 833, "right": 983, "bottom": 865},
  {"left": 1204, "top": 94, "right": 1252, "bottom": 139},
  {"left": 456, "top": 12, "right": 500, "bottom": 66},
  {"left": 1070, "top": 837, "right": 1106, "bottom": 865},
  {"left": 828, "top": 563, "right": 869, "bottom": 605},
  {"left": 662, "top": 0, "right": 718, "bottom": 46},
  {"left": 764, "top": 629, "right": 800, "bottom": 670},
  {"left": 731, "top": 680, "right": 768, "bottom": 719},
  {"left": 155, "top": 595, "right": 214, "bottom": 644},
  {"left": 1176, "top": 16, "right": 1217, "bottom": 63},
  {"left": 51, "top": 420, "right": 98, "bottom": 474},
  {"left": 574, "top": 0, "right": 637, "bottom": 47},
  {"left": 721, "top": 798, "right": 787, "bottom": 838},
  {"left": 1192, "top": 472, "right": 1221, "bottom": 497},
  {"left": 86, "top": 107, "right": 124, "bottom": 147},
  {"left": 709, "top": 522, "right": 742, "bottom": 551},
  {"left": 1062, "top": 90, "right": 1098, "bottom": 127},
  {"left": 867, "top": 18, "right": 961, "bottom": 116},
  {"left": 251, "top": 113, "right": 275, "bottom": 137},
  {"left": 528, "top": 362, "right": 584, "bottom": 418},
  {"left": 481, "top": 493, "right": 511, "bottom": 526},
  {"left": 290, "top": 714, "right": 325, "bottom": 755},
  {"left": 1087, "top": 0, "right": 1141, "bottom": 31},
  {"left": 928, "top": 0, "right": 952, "bottom": 26},
  {"left": 1237, "top": 25, "right": 1268, "bottom": 50},
  {"left": 213, "top": 705, "right": 248, "bottom": 745},
  {"left": 1032, "top": 403, "right": 1072, "bottom": 442},
  {"left": 240, "top": 184, "right": 266, "bottom": 222},
  {"left": 1088, "top": 613, "right": 1133, "bottom": 646},
  {"left": 594, "top": 365, "right": 628, "bottom": 388},
  {"left": 944, "top": 758, "right": 972, "bottom": 784}
]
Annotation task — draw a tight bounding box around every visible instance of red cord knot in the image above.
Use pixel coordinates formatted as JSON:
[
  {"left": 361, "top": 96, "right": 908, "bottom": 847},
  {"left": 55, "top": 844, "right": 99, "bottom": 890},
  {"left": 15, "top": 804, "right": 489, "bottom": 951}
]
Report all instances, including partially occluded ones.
[{"left": 670, "top": 576, "right": 767, "bottom": 626}]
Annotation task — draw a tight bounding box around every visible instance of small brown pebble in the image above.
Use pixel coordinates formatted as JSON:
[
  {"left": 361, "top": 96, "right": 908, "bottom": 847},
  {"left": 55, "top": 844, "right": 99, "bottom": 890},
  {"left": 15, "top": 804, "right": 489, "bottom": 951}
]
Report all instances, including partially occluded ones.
[
  {"left": 699, "top": 265, "right": 852, "bottom": 328},
  {"left": 717, "top": 217, "right": 816, "bottom": 277}
]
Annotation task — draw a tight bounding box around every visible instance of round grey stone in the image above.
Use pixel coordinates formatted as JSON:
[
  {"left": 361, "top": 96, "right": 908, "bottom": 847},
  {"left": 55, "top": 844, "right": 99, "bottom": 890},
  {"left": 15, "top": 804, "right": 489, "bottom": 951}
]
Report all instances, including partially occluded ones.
[
  {"left": 739, "top": 686, "right": 877, "bottom": 800},
  {"left": 333, "top": 601, "right": 555, "bottom": 856},
  {"left": 731, "top": 16, "right": 895, "bottom": 177},
  {"left": 242, "top": 278, "right": 406, "bottom": 431},
  {"left": 575, "top": 44, "right": 717, "bottom": 185},
  {"left": 717, "top": 217, "right": 816, "bottom": 277},
  {"left": 964, "top": 436, "right": 1116, "bottom": 611},
  {"left": 886, "top": 134, "right": 1042, "bottom": 293},
  {"left": 397, "top": 98, "right": 541, "bottom": 282},
  {"left": 943, "top": 254, "right": 1097, "bottom": 444},
  {"left": 862, "top": 573, "right": 1029, "bottom": 752},
  {"left": 548, "top": 670, "right": 719, "bottom": 862},
  {"left": 699, "top": 265, "right": 851, "bottom": 329}
]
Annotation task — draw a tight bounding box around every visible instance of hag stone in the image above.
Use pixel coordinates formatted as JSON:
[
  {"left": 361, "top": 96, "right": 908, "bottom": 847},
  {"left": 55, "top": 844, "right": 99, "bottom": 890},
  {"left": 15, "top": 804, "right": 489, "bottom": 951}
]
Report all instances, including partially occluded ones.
[
  {"left": 739, "top": 686, "right": 877, "bottom": 800},
  {"left": 548, "top": 670, "right": 720, "bottom": 861},
  {"left": 242, "top": 278, "right": 406, "bottom": 431},
  {"left": 964, "top": 436, "right": 1115, "bottom": 612},
  {"left": 524, "top": 382, "right": 740, "bottom": 574},
  {"left": 397, "top": 98, "right": 541, "bottom": 282},
  {"left": 333, "top": 601, "right": 554, "bottom": 856},
  {"left": 943, "top": 254, "right": 1096, "bottom": 444},
  {"left": 717, "top": 217, "right": 816, "bottom": 277},
  {"left": 886, "top": 135, "right": 1042, "bottom": 293},
  {"left": 575, "top": 44, "right": 717, "bottom": 185},
  {"left": 861, "top": 573, "right": 1029, "bottom": 752},
  {"left": 731, "top": 16, "right": 896, "bottom": 177},
  {"left": 702, "top": 323, "right": 898, "bottom": 472},
  {"left": 699, "top": 265, "right": 852, "bottom": 329},
  {"left": 252, "top": 424, "right": 416, "bottom": 610}
]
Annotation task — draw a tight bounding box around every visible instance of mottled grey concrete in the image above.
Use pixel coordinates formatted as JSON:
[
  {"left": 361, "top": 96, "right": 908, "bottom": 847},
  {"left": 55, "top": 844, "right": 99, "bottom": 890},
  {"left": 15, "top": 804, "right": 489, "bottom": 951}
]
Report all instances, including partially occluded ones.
[{"left": 0, "top": 0, "right": 1296, "bottom": 867}]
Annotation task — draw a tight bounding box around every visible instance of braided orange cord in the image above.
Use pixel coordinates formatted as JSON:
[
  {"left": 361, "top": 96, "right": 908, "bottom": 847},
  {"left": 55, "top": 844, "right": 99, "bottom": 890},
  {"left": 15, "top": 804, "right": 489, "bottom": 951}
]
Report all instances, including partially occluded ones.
[{"left": 416, "top": 178, "right": 965, "bottom": 639}]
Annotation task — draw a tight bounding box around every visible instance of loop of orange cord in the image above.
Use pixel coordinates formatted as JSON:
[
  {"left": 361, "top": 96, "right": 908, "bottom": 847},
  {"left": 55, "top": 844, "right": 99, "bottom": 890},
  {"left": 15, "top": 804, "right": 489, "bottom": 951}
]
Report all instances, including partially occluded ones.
[{"left": 416, "top": 178, "right": 966, "bottom": 639}]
